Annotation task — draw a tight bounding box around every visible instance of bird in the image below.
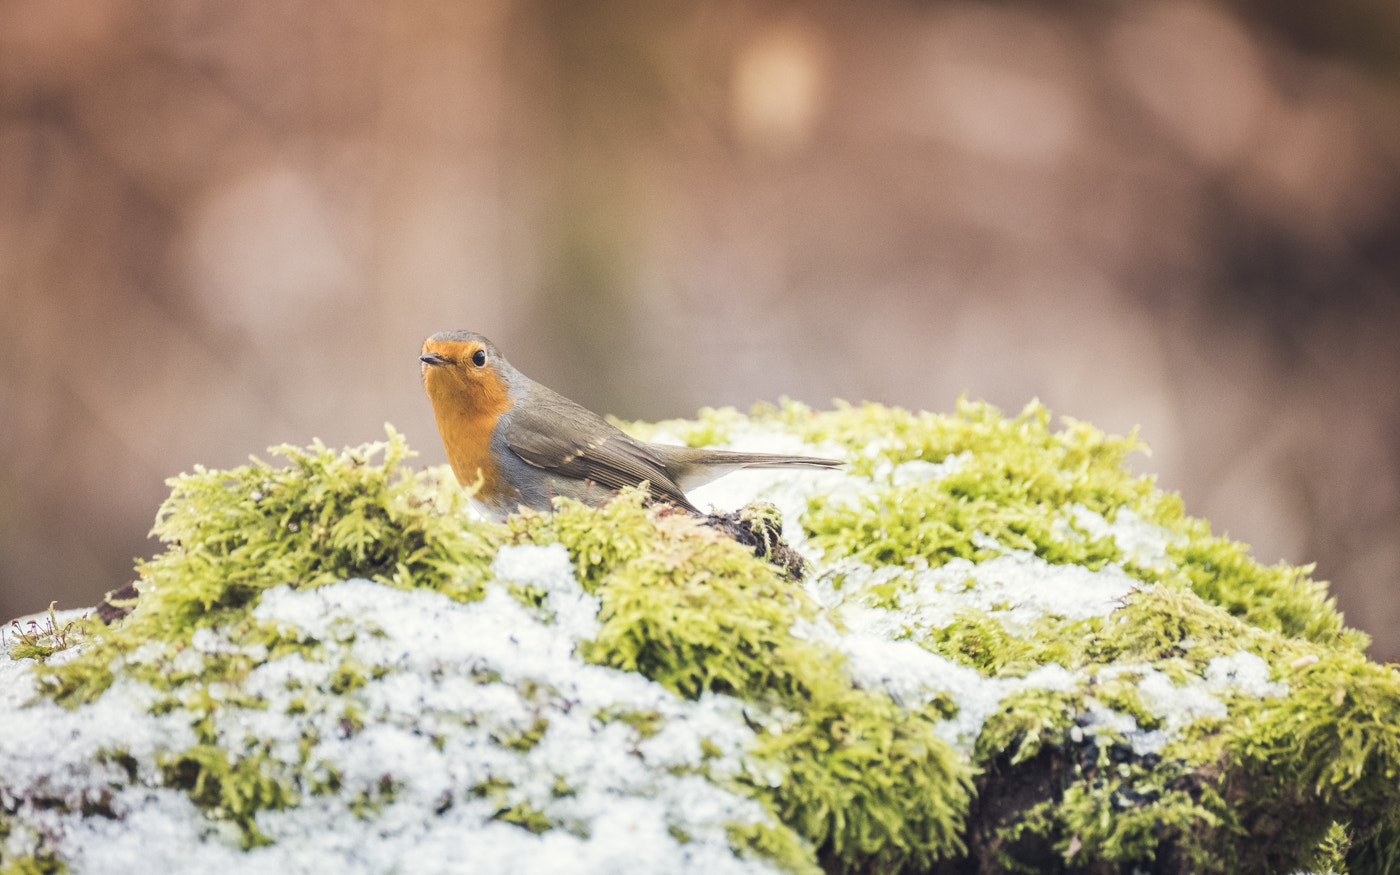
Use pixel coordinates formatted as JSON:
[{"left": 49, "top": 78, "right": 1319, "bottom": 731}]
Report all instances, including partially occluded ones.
[{"left": 419, "top": 330, "right": 844, "bottom": 521}]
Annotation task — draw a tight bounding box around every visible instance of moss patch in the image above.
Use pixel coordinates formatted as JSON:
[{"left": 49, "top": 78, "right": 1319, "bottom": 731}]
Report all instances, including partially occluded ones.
[
  {"left": 512, "top": 495, "right": 973, "bottom": 872},
  {"left": 3, "top": 402, "right": 1398, "bottom": 875},
  {"left": 35, "top": 428, "right": 497, "bottom": 707}
]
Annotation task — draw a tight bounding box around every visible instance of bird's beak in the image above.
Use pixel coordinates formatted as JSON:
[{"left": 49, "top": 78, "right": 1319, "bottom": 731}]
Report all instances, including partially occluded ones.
[{"left": 420, "top": 352, "right": 449, "bottom": 367}]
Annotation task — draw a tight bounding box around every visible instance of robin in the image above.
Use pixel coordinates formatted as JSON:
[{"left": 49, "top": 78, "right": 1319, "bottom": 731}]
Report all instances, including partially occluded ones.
[{"left": 419, "top": 330, "right": 844, "bottom": 521}]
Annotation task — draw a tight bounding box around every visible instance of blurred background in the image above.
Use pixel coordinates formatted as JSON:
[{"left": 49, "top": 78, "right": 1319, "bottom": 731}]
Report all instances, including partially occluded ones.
[{"left": 2, "top": 1, "right": 1398, "bottom": 656}]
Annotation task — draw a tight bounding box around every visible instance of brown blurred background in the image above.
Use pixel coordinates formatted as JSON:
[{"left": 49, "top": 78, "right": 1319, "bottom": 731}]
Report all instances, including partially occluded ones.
[{"left": 2, "top": 1, "right": 1398, "bottom": 656}]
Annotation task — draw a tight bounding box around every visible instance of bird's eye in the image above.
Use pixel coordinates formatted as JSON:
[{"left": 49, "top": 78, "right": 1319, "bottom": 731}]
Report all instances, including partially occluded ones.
[{"left": 471, "top": 349, "right": 487, "bottom": 367}]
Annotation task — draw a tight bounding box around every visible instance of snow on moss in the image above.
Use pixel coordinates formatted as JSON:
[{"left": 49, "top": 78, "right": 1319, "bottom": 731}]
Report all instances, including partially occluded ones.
[
  {"left": 4, "top": 559, "right": 791, "bottom": 874},
  {"left": 3, "top": 400, "right": 1398, "bottom": 875}
]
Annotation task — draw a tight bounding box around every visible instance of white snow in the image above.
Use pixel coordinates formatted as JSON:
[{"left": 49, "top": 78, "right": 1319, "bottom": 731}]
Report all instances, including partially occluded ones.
[
  {"left": 1205, "top": 651, "right": 1287, "bottom": 699},
  {"left": 812, "top": 538, "right": 1147, "bottom": 642},
  {"left": 1066, "top": 505, "right": 1180, "bottom": 569},
  {"left": 1, "top": 558, "right": 790, "bottom": 875},
  {"left": 1081, "top": 652, "right": 1287, "bottom": 754}
]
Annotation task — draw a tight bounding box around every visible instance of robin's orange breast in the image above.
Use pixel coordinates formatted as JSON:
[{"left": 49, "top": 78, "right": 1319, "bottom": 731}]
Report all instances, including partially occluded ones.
[{"left": 423, "top": 366, "right": 516, "bottom": 503}]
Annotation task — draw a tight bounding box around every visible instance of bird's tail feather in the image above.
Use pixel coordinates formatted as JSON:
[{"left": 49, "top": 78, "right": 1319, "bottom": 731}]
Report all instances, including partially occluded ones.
[{"left": 666, "top": 448, "right": 844, "bottom": 491}]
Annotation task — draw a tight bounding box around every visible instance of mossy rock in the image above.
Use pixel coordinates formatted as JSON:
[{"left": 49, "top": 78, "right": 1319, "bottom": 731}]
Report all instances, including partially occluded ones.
[{"left": 2, "top": 402, "right": 1397, "bottom": 874}]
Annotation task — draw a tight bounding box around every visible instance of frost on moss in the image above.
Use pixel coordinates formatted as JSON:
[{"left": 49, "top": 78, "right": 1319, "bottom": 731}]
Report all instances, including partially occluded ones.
[{"left": 3, "top": 403, "right": 1399, "bottom": 875}]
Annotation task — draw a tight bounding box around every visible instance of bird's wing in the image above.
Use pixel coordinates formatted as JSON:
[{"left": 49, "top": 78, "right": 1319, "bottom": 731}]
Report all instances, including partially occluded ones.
[{"left": 503, "top": 389, "right": 699, "bottom": 512}]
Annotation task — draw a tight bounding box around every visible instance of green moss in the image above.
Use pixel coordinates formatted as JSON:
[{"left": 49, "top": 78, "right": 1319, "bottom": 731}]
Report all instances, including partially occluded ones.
[
  {"left": 466, "top": 777, "right": 555, "bottom": 835},
  {"left": 491, "top": 802, "right": 553, "bottom": 835},
  {"left": 158, "top": 745, "right": 295, "bottom": 848},
  {"left": 974, "top": 688, "right": 1079, "bottom": 767},
  {"left": 493, "top": 717, "right": 551, "bottom": 753},
  {"left": 1303, "top": 822, "right": 1353, "bottom": 875},
  {"left": 782, "top": 398, "right": 1359, "bottom": 655},
  {"left": 522, "top": 494, "right": 816, "bottom": 700},
  {"left": 468, "top": 775, "right": 514, "bottom": 800},
  {"left": 1231, "top": 649, "right": 1400, "bottom": 838},
  {"left": 598, "top": 706, "right": 665, "bottom": 739},
  {"left": 35, "top": 427, "right": 499, "bottom": 708},
  {"left": 327, "top": 661, "right": 368, "bottom": 695},
  {"left": 36, "top": 658, "right": 114, "bottom": 710},
  {"left": 4, "top": 605, "right": 88, "bottom": 662},
  {"left": 727, "top": 821, "right": 823, "bottom": 875},
  {"left": 756, "top": 399, "right": 1397, "bottom": 871},
  {"left": 1170, "top": 526, "right": 1366, "bottom": 648},
  {"left": 0, "top": 856, "right": 66, "bottom": 875},
  {"left": 923, "top": 610, "right": 1060, "bottom": 677},
  {"left": 10, "top": 401, "right": 1399, "bottom": 874},
  {"left": 10, "top": 431, "right": 520, "bottom": 850},
  {"left": 806, "top": 478, "right": 1127, "bottom": 571},
  {"left": 515, "top": 492, "right": 973, "bottom": 873},
  {"left": 1082, "top": 585, "right": 1260, "bottom": 668},
  {"left": 1004, "top": 775, "right": 1232, "bottom": 873},
  {"left": 338, "top": 705, "right": 365, "bottom": 738},
  {"left": 1090, "top": 676, "right": 1162, "bottom": 731}
]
